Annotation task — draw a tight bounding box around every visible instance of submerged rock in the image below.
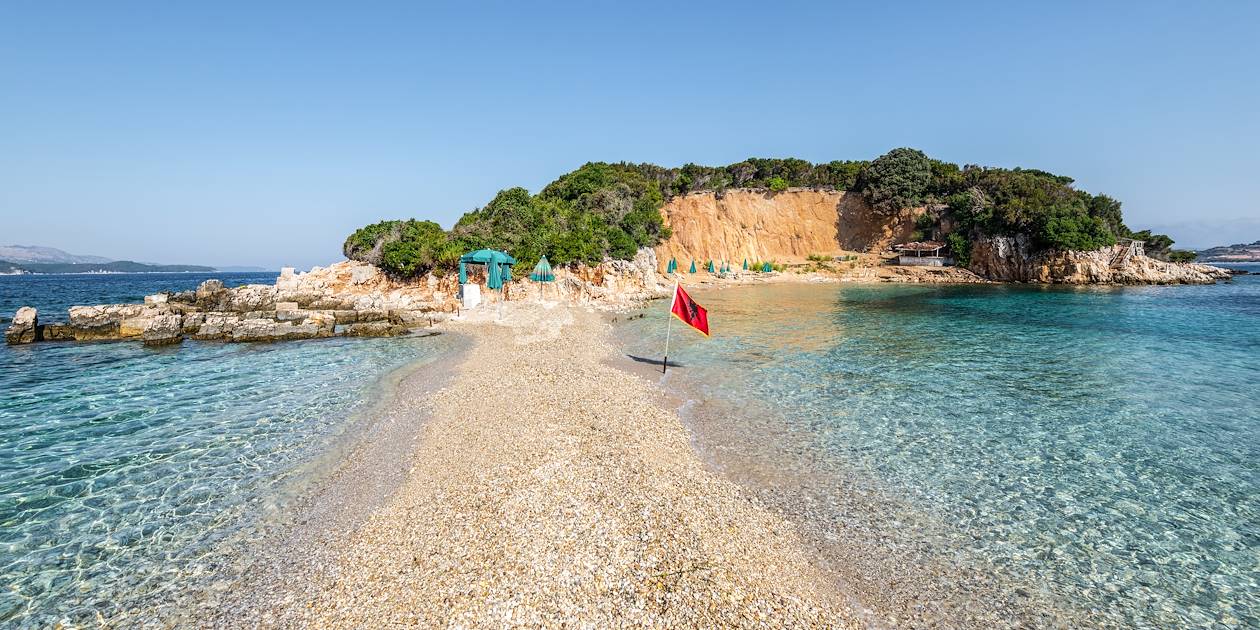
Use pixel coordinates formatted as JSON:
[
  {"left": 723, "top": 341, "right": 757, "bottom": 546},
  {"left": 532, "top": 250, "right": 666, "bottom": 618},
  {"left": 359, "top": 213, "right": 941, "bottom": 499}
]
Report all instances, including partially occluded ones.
[
  {"left": 5, "top": 307, "right": 38, "bottom": 344},
  {"left": 343, "top": 321, "right": 409, "bottom": 337}
]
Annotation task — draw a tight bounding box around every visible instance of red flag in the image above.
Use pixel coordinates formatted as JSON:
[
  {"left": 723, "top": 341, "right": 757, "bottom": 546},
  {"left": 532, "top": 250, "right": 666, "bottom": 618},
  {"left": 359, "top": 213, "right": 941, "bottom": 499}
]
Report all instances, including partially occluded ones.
[{"left": 670, "top": 283, "right": 709, "bottom": 337}]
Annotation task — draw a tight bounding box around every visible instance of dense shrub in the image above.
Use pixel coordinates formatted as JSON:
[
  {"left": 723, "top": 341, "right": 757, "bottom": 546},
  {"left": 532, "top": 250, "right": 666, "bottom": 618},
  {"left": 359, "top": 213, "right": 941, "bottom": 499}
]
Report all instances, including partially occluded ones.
[
  {"left": 946, "top": 232, "right": 971, "bottom": 267},
  {"left": 855, "top": 148, "right": 933, "bottom": 214},
  {"left": 342, "top": 219, "right": 457, "bottom": 277},
  {"left": 943, "top": 168, "right": 1118, "bottom": 252}
]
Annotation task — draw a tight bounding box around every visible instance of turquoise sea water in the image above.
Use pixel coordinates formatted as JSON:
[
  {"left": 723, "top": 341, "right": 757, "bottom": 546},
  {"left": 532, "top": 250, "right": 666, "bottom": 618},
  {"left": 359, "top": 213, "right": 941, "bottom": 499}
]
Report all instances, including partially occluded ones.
[
  {"left": 0, "top": 274, "right": 457, "bottom": 626},
  {"left": 619, "top": 268, "right": 1259, "bottom": 627}
]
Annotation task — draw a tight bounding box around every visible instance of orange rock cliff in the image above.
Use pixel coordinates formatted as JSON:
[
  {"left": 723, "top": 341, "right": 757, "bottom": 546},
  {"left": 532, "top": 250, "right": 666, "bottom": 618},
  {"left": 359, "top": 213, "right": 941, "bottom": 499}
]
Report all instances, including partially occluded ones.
[{"left": 652, "top": 188, "right": 920, "bottom": 270}]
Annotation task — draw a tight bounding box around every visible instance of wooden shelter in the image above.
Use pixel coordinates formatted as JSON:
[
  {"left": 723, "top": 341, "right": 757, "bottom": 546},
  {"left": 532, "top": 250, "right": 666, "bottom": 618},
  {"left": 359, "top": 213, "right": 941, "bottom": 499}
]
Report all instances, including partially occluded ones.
[{"left": 893, "top": 241, "right": 949, "bottom": 266}]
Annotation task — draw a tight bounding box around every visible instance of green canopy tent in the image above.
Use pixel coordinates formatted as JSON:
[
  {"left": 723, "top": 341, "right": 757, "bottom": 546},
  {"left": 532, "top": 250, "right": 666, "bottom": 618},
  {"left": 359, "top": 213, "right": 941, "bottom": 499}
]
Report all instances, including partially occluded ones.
[
  {"left": 459, "top": 249, "right": 517, "bottom": 290},
  {"left": 529, "top": 255, "right": 555, "bottom": 282},
  {"left": 689, "top": 261, "right": 697, "bottom": 274}
]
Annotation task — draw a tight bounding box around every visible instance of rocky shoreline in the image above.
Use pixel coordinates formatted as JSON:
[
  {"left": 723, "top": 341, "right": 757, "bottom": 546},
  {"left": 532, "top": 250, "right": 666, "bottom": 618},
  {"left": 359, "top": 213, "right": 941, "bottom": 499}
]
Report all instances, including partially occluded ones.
[
  {"left": 5, "top": 244, "right": 1237, "bottom": 346},
  {"left": 3, "top": 252, "right": 670, "bottom": 346}
]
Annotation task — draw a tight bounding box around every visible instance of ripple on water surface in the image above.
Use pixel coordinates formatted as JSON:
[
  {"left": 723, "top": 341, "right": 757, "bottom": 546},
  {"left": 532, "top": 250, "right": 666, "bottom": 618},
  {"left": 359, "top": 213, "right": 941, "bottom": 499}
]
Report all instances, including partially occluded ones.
[
  {"left": 0, "top": 333, "right": 457, "bottom": 627},
  {"left": 618, "top": 277, "right": 1260, "bottom": 627}
]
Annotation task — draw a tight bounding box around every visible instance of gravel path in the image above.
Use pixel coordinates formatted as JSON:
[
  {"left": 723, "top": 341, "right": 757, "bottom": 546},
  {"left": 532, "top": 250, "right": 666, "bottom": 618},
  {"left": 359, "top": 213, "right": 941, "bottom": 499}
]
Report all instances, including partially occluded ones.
[{"left": 243, "top": 305, "right": 860, "bottom": 627}]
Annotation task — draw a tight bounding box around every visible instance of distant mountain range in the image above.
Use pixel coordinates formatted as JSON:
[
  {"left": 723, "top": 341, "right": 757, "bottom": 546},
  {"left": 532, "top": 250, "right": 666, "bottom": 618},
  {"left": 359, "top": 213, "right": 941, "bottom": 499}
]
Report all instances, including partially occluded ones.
[
  {"left": 1197, "top": 240, "right": 1260, "bottom": 262},
  {"left": 0, "top": 245, "right": 115, "bottom": 265},
  {"left": 0, "top": 244, "right": 217, "bottom": 274}
]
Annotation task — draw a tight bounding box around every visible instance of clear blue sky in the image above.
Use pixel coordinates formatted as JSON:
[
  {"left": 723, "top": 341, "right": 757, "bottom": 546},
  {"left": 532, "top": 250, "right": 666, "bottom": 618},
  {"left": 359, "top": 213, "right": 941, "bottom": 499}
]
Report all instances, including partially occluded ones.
[{"left": 2, "top": 1, "right": 1257, "bottom": 269}]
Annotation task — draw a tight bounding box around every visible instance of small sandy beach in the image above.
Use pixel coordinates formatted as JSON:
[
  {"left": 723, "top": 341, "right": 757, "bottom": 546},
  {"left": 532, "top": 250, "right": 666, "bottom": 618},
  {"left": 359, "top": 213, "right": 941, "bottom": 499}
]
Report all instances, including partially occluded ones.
[{"left": 210, "top": 305, "right": 861, "bottom": 628}]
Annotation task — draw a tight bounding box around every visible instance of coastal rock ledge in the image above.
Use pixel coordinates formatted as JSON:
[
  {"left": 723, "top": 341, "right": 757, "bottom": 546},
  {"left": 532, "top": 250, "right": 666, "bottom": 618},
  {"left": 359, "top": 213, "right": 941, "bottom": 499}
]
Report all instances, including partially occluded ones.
[
  {"left": 969, "top": 236, "right": 1233, "bottom": 284},
  {"left": 4, "top": 251, "right": 668, "bottom": 346}
]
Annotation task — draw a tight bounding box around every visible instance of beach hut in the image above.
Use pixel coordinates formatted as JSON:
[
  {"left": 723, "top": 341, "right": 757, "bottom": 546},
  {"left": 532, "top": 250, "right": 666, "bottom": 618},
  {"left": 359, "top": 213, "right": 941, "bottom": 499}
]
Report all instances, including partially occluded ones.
[{"left": 892, "top": 241, "right": 949, "bottom": 267}]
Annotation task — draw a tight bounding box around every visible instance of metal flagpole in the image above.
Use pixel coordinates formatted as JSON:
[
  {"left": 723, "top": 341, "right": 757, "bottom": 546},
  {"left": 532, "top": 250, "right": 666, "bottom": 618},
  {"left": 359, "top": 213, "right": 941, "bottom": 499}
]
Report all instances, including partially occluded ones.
[{"left": 663, "top": 282, "right": 677, "bottom": 373}]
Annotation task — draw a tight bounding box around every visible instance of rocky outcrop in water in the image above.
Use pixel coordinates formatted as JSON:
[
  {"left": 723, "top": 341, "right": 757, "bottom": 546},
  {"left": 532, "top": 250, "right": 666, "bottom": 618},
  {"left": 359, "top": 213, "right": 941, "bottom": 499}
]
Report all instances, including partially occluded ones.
[
  {"left": 4, "top": 307, "right": 37, "bottom": 344},
  {"left": 969, "top": 235, "right": 1233, "bottom": 284}
]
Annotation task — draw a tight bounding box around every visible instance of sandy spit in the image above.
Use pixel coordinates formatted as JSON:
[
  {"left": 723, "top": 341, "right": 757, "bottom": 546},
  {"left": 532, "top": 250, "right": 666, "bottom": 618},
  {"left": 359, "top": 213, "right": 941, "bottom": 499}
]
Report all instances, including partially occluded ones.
[{"left": 211, "top": 304, "right": 861, "bottom": 628}]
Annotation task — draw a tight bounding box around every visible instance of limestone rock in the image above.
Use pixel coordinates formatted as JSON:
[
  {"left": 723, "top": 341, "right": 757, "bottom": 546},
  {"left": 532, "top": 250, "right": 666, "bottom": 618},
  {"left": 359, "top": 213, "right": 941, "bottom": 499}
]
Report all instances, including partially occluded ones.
[
  {"left": 5, "top": 307, "right": 37, "bottom": 344},
  {"left": 968, "top": 236, "right": 1232, "bottom": 285},
  {"left": 142, "top": 314, "right": 183, "bottom": 346},
  {"left": 181, "top": 313, "right": 206, "bottom": 334},
  {"left": 40, "top": 324, "right": 75, "bottom": 341},
  {"left": 120, "top": 307, "right": 175, "bottom": 338},
  {"left": 69, "top": 304, "right": 145, "bottom": 329},
  {"left": 68, "top": 304, "right": 146, "bottom": 340},
  {"left": 230, "top": 317, "right": 333, "bottom": 342},
  {"left": 192, "top": 313, "right": 241, "bottom": 340},
  {"left": 195, "top": 279, "right": 225, "bottom": 304},
  {"left": 343, "top": 321, "right": 409, "bottom": 337},
  {"left": 144, "top": 293, "right": 169, "bottom": 306}
]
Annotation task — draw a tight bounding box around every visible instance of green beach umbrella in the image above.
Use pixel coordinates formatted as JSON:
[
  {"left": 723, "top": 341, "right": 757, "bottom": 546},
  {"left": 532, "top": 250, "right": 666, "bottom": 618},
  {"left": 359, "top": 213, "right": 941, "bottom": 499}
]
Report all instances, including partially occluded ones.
[
  {"left": 689, "top": 261, "right": 697, "bottom": 274},
  {"left": 501, "top": 263, "right": 512, "bottom": 283},
  {"left": 707, "top": 260, "right": 715, "bottom": 273},
  {"left": 742, "top": 259, "right": 749, "bottom": 270},
  {"left": 487, "top": 260, "right": 503, "bottom": 289},
  {"left": 762, "top": 262, "right": 772, "bottom": 273},
  {"left": 667, "top": 258, "right": 677, "bottom": 274},
  {"left": 459, "top": 262, "right": 468, "bottom": 284},
  {"left": 530, "top": 255, "right": 555, "bottom": 282}
]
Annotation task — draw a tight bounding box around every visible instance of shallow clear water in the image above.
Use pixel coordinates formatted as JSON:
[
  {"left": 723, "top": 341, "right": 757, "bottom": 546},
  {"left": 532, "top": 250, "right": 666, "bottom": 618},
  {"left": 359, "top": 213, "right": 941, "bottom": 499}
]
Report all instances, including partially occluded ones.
[
  {"left": 619, "top": 269, "right": 1260, "bottom": 627},
  {"left": 0, "top": 274, "right": 456, "bottom": 626}
]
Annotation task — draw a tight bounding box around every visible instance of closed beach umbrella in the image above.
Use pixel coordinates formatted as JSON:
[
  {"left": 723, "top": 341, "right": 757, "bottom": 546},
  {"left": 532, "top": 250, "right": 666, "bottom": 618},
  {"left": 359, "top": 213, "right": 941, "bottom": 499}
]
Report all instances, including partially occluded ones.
[
  {"left": 501, "top": 263, "right": 512, "bottom": 283},
  {"left": 707, "top": 260, "right": 715, "bottom": 273},
  {"left": 459, "top": 262, "right": 468, "bottom": 284},
  {"left": 689, "top": 260, "right": 697, "bottom": 274},
  {"left": 762, "top": 262, "right": 772, "bottom": 272},
  {"left": 487, "top": 260, "right": 503, "bottom": 289},
  {"left": 742, "top": 259, "right": 749, "bottom": 270},
  {"left": 670, "top": 258, "right": 677, "bottom": 273},
  {"left": 530, "top": 255, "right": 555, "bottom": 282}
]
